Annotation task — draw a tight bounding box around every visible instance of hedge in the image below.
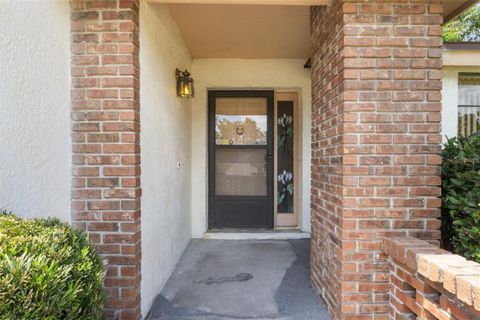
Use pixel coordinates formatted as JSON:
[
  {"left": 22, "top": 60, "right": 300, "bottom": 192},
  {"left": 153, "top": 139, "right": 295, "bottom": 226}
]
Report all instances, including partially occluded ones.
[
  {"left": 442, "top": 130, "right": 480, "bottom": 263},
  {"left": 0, "top": 213, "right": 105, "bottom": 320}
]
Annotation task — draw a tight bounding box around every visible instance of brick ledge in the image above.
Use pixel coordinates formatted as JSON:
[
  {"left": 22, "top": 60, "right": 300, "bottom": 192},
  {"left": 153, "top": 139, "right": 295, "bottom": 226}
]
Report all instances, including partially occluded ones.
[{"left": 383, "top": 237, "right": 480, "bottom": 312}]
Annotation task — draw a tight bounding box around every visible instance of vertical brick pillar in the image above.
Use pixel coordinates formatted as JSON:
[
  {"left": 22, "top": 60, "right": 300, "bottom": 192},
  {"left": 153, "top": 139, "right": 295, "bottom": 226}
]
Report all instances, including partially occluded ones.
[
  {"left": 310, "top": 1, "right": 443, "bottom": 319},
  {"left": 70, "top": 1, "right": 141, "bottom": 319}
]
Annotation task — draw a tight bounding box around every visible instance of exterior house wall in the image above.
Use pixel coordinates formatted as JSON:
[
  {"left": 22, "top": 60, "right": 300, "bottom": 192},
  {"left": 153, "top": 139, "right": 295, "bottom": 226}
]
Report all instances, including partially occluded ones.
[
  {"left": 190, "top": 58, "right": 312, "bottom": 238},
  {"left": 139, "top": 2, "right": 192, "bottom": 316},
  {"left": 2, "top": 1, "right": 475, "bottom": 319},
  {"left": 310, "top": 2, "right": 443, "bottom": 319},
  {"left": 442, "top": 68, "right": 459, "bottom": 140},
  {"left": 0, "top": 0, "right": 71, "bottom": 222}
]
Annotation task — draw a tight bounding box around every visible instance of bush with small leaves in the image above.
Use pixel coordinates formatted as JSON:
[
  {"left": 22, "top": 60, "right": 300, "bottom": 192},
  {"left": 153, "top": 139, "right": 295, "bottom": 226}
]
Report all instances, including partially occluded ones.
[
  {"left": 0, "top": 214, "right": 105, "bottom": 319},
  {"left": 442, "top": 130, "right": 480, "bottom": 263}
]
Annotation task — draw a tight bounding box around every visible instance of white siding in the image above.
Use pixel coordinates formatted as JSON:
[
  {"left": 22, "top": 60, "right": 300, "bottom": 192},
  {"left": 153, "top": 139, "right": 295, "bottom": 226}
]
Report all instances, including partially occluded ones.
[{"left": 442, "top": 68, "right": 459, "bottom": 141}]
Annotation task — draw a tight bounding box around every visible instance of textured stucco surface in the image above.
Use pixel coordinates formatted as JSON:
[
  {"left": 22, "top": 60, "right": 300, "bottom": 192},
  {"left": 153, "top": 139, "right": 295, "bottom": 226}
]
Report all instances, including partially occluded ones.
[
  {"left": 190, "top": 59, "right": 312, "bottom": 238},
  {"left": 0, "top": 1, "right": 71, "bottom": 222},
  {"left": 140, "top": 2, "right": 193, "bottom": 316}
]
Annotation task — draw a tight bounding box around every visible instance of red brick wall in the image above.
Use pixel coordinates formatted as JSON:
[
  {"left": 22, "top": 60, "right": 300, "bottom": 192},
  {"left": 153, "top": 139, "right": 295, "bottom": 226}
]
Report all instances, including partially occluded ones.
[
  {"left": 310, "top": 1, "right": 443, "bottom": 319},
  {"left": 383, "top": 237, "right": 480, "bottom": 320},
  {"left": 70, "top": 1, "right": 141, "bottom": 319},
  {"left": 310, "top": 2, "right": 346, "bottom": 319}
]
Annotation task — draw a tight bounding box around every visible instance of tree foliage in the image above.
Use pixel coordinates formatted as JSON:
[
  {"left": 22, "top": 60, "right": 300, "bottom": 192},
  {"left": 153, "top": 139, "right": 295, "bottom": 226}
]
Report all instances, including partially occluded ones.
[{"left": 443, "top": 5, "right": 480, "bottom": 42}]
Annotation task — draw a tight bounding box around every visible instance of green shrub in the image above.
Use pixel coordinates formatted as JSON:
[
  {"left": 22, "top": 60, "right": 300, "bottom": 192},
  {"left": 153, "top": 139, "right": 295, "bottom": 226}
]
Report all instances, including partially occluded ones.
[
  {"left": 0, "top": 215, "right": 105, "bottom": 319},
  {"left": 442, "top": 130, "right": 480, "bottom": 263}
]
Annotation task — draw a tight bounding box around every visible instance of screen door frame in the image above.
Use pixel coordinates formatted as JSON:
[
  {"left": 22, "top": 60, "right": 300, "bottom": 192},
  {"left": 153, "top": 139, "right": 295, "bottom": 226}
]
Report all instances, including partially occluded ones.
[{"left": 208, "top": 90, "right": 275, "bottom": 229}]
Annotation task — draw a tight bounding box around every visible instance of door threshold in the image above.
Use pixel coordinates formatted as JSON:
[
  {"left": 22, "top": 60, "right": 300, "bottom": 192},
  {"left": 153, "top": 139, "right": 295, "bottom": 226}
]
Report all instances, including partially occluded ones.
[{"left": 203, "top": 229, "right": 310, "bottom": 240}]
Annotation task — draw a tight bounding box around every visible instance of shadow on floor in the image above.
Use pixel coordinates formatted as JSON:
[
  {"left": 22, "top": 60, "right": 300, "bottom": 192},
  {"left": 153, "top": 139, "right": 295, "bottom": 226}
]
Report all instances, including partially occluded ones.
[{"left": 146, "top": 239, "right": 330, "bottom": 320}]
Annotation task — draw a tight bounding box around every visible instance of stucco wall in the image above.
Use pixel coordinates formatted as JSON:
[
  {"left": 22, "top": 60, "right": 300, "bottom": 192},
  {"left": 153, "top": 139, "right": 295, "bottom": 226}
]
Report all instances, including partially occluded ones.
[
  {"left": 0, "top": 1, "right": 70, "bottom": 222},
  {"left": 190, "top": 59, "right": 312, "bottom": 238},
  {"left": 139, "top": 2, "right": 192, "bottom": 316},
  {"left": 441, "top": 66, "right": 480, "bottom": 141}
]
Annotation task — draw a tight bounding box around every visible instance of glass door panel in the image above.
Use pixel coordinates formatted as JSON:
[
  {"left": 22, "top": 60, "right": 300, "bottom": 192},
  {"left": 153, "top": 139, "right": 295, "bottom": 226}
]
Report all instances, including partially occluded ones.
[
  {"left": 215, "top": 149, "right": 267, "bottom": 196},
  {"left": 274, "top": 91, "right": 299, "bottom": 228},
  {"left": 215, "top": 98, "right": 268, "bottom": 146},
  {"left": 209, "top": 92, "right": 274, "bottom": 229}
]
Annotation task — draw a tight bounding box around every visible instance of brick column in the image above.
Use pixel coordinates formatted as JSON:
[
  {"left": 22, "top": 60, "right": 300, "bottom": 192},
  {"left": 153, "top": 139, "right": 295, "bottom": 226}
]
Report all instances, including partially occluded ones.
[
  {"left": 70, "top": 1, "right": 141, "bottom": 319},
  {"left": 310, "top": 1, "right": 443, "bottom": 319}
]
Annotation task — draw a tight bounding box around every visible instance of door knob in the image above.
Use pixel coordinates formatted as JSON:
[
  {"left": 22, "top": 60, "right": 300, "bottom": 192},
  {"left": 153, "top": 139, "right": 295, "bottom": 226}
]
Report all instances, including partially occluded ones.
[{"left": 265, "top": 151, "right": 273, "bottom": 162}]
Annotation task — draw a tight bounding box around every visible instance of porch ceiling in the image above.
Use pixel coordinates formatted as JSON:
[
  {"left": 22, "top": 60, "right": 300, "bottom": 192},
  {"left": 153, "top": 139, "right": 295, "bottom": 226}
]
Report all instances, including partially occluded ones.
[
  {"left": 167, "top": 4, "right": 311, "bottom": 59},
  {"left": 162, "top": 1, "right": 476, "bottom": 59}
]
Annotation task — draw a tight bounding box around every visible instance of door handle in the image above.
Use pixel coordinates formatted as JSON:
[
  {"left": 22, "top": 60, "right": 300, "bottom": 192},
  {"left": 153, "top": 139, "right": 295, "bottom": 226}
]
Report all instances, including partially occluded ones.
[
  {"left": 265, "top": 151, "right": 273, "bottom": 184},
  {"left": 264, "top": 152, "right": 273, "bottom": 169},
  {"left": 265, "top": 151, "right": 273, "bottom": 161},
  {"left": 263, "top": 151, "right": 273, "bottom": 185}
]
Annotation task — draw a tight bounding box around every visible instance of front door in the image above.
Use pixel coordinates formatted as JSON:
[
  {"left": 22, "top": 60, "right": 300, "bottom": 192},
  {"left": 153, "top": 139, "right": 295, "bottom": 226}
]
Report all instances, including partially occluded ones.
[{"left": 208, "top": 91, "right": 274, "bottom": 229}]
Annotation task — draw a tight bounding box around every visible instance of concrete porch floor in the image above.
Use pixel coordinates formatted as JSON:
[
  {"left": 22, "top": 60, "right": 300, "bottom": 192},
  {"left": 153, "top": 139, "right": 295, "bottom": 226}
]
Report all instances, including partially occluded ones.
[{"left": 146, "top": 239, "right": 330, "bottom": 320}]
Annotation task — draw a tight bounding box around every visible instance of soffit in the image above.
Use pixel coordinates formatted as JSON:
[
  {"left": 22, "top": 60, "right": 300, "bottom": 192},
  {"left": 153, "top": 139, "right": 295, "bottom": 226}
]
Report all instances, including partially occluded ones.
[
  {"left": 165, "top": 1, "right": 475, "bottom": 59},
  {"left": 168, "top": 4, "right": 311, "bottom": 59},
  {"left": 443, "top": 0, "right": 477, "bottom": 22}
]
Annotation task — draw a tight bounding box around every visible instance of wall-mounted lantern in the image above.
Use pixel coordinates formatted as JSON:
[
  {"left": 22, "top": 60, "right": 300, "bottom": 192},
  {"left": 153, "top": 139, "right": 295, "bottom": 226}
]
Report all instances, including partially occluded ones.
[{"left": 176, "top": 68, "right": 194, "bottom": 98}]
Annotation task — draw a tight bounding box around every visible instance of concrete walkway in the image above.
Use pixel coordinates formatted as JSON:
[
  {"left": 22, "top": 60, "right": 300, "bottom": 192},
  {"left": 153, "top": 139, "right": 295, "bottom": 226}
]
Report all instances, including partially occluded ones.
[{"left": 146, "top": 239, "right": 331, "bottom": 320}]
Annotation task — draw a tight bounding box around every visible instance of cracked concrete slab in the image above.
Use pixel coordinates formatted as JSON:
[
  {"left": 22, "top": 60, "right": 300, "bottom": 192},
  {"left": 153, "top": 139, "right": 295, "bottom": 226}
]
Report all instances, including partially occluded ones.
[{"left": 147, "top": 239, "right": 330, "bottom": 320}]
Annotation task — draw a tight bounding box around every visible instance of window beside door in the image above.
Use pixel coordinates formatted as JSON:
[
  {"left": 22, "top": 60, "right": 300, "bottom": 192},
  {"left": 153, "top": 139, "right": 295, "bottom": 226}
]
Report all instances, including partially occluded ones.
[{"left": 458, "top": 73, "right": 480, "bottom": 137}]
